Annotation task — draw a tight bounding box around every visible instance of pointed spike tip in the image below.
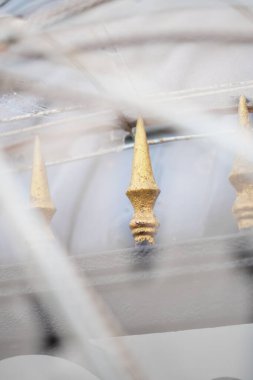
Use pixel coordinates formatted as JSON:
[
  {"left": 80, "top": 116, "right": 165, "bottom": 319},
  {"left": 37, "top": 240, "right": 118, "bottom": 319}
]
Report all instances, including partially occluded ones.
[
  {"left": 30, "top": 136, "right": 56, "bottom": 221},
  {"left": 239, "top": 95, "right": 250, "bottom": 128},
  {"left": 128, "top": 118, "right": 158, "bottom": 191}
]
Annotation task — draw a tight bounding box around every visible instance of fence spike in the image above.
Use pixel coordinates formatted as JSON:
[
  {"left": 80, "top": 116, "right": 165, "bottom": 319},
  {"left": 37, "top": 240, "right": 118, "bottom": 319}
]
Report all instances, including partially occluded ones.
[
  {"left": 229, "top": 96, "right": 253, "bottom": 229},
  {"left": 126, "top": 118, "right": 160, "bottom": 245},
  {"left": 30, "top": 136, "right": 56, "bottom": 222}
]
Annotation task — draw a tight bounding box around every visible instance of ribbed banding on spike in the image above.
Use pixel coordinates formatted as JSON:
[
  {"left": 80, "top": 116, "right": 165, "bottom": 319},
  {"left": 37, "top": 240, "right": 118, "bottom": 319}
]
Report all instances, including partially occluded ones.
[
  {"left": 229, "top": 96, "right": 253, "bottom": 230},
  {"left": 126, "top": 118, "right": 160, "bottom": 245}
]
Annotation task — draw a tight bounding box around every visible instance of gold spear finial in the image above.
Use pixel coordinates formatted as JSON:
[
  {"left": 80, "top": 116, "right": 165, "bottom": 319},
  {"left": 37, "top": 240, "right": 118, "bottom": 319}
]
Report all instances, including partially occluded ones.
[
  {"left": 229, "top": 96, "right": 253, "bottom": 230},
  {"left": 30, "top": 136, "right": 56, "bottom": 222},
  {"left": 126, "top": 118, "right": 160, "bottom": 245},
  {"left": 239, "top": 95, "right": 250, "bottom": 128}
]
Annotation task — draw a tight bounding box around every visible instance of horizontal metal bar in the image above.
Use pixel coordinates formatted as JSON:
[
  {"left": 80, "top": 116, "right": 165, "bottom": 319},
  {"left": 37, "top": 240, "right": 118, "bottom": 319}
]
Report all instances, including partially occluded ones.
[{"left": 11, "top": 129, "right": 234, "bottom": 172}]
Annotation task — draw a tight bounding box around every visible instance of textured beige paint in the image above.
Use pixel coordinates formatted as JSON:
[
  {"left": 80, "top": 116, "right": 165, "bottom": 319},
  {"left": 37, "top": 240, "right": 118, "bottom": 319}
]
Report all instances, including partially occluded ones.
[
  {"left": 30, "top": 136, "right": 56, "bottom": 222},
  {"left": 229, "top": 96, "right": 253, "bottom": 229},
  {"left": 126, "top": 118, "right": 160, "bottom": 245}
]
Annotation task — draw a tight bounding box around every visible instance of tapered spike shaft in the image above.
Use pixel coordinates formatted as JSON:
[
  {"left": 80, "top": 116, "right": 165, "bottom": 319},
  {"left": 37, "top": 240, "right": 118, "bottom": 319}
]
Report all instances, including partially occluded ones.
[
  {"left": 239, "top": 95, "right": 250, "bottom": 128},
  {"left": 126, "top": 118, "right": 160, "bottom": 245},
  {"left": 229, "top": 96, "right": 253, "bottom": 229},
  {"left": 30, "top": 136, "right": 56, "bottom": 222}
]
